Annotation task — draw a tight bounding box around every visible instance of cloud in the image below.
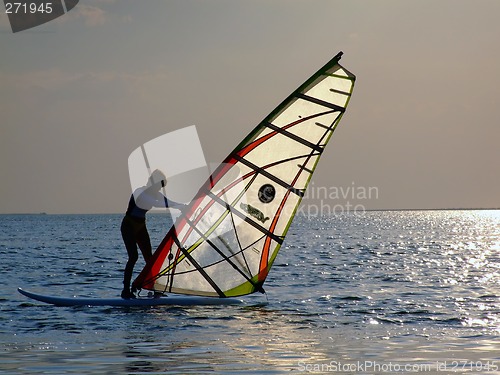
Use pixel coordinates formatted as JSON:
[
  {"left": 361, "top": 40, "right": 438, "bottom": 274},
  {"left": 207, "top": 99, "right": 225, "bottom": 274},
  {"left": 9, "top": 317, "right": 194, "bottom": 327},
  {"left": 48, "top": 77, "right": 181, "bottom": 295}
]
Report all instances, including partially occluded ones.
[
  {"left": 0, "top": 67, "right": 170, "bottom": 92},
  {"left": 0, "top": 67, "right": 173, "bottom": 117},
  {"left": 69, "top": 0, "right": 133, "bottom": 27},
  {"left": 52, "top": 0, "right": 129, "bottom": 27},
  {"left": 76, "top": 4, "right": 107, "bottom": 26},
  {"left": 51, "top": 4, "right": 106, "bottom": 26},
  {"left": 0, "top": 69, "right": 81, "bottom": 90}
]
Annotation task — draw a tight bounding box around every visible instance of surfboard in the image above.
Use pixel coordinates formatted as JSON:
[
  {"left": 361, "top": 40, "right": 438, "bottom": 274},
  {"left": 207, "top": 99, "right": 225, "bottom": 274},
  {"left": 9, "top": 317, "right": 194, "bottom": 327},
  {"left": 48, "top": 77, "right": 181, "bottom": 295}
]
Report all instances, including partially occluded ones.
[{"left": 18, "top": 288, "right": 243, "bottom": 307}]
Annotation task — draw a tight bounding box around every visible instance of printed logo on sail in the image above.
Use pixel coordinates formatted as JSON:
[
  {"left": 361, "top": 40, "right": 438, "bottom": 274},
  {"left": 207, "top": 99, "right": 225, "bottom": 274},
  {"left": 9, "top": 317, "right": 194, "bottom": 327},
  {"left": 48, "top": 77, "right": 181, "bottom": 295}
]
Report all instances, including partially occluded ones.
[{"left": 240, "top": 203, "right": 269, "bottom": 224}]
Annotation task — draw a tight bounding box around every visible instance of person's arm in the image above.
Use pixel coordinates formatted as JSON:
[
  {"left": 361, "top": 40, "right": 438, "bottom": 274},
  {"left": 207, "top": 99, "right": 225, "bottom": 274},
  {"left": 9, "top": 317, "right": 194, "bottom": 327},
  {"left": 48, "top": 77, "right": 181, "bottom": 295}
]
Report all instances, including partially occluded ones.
[
  {"left": 151, "top": 191, "right": 186, "bottom": 210},
  {"left": 162, "top": 196, "right": 187, "bottom": 210}
]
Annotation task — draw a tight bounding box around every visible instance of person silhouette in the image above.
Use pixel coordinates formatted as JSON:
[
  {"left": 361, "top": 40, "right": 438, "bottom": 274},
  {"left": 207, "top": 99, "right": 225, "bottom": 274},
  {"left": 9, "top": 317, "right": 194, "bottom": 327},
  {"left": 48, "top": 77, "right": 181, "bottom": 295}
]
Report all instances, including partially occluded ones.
[{"left": 120, "top": 169, "right": 185, "bottom": 299}]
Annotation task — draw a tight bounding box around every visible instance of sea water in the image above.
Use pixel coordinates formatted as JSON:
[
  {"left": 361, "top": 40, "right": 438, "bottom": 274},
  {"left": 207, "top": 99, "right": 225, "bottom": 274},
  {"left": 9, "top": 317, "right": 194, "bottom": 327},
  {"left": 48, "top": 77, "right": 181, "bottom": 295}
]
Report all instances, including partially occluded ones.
[{"left": 0, "top": 210, "right": 499, "bottom": 374}]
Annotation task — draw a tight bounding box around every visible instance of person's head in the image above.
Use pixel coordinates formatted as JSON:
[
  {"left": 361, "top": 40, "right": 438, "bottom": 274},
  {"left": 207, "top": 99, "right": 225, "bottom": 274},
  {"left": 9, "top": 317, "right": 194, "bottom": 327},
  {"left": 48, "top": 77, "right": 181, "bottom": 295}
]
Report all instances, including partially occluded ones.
[{"left": 148, "top": 169, "right": 167, "bottom": 188}]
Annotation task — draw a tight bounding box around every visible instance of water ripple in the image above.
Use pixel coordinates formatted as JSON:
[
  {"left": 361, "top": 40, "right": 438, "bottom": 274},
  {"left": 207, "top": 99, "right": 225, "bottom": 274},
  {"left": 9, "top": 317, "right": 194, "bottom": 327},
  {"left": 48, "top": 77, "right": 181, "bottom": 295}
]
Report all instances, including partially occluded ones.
[{"left": 1, "top": 211, "right": 499, "bottom": 373}]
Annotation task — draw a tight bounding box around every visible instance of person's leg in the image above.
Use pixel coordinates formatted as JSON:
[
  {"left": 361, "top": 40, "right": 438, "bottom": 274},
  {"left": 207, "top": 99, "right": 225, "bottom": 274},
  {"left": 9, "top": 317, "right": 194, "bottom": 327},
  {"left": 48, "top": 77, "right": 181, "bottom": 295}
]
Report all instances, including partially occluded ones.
[
  {"left": 136, "top": 224, "right": 153, "bottom": 264},
  {"left": 136, "top": 225, "right": 161, "bottom": 296},
  {"left": 121, "top": 218, "right": 139, "bottom": 298}
]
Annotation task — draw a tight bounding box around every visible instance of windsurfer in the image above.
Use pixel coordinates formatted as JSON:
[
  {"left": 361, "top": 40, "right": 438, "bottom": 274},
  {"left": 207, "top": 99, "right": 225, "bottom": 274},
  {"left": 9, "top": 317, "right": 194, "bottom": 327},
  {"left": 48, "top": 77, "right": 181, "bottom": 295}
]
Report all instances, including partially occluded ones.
[{"left": 121, "top": 169, "right": 185, "bottom": 299}]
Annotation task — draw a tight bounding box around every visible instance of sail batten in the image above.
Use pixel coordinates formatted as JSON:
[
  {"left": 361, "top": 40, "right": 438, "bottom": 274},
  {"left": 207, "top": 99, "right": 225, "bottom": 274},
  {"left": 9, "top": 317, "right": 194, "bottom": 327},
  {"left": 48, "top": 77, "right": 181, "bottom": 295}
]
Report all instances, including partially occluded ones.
[
  {"left": 295, "top": 93, "right": 346, "bottom": 112},
  {"left": 263, "top": 121, "right": 324, "bottom": 152},
  {"left": 133, "top": 52, "right": 355, "bottom": 297},
  {"left": 232, "top": 154, "right": 305, "bottom": 197}
]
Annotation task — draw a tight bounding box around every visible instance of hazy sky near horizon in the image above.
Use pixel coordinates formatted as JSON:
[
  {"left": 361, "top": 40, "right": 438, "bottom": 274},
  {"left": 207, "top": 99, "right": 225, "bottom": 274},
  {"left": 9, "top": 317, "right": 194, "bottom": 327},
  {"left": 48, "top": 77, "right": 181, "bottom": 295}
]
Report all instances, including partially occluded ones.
[{"left": 1, "top": 0, "right": 499, "bottom": 214}]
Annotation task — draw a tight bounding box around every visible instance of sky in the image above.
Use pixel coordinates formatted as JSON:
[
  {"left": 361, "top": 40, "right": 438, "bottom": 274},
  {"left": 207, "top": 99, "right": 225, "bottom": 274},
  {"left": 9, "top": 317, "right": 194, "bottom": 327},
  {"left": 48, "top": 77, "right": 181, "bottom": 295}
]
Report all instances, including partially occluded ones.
[{"left": 1, "top": 0, "right": 499, "bottom": 214}]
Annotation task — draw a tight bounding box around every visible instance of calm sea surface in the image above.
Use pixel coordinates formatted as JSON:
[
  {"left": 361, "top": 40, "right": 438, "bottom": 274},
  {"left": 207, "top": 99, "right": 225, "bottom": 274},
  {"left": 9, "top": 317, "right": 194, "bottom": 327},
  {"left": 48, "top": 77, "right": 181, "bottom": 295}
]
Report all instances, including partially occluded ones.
[{"left": 0, "top": 210, "right": 499, "bottom": 374}]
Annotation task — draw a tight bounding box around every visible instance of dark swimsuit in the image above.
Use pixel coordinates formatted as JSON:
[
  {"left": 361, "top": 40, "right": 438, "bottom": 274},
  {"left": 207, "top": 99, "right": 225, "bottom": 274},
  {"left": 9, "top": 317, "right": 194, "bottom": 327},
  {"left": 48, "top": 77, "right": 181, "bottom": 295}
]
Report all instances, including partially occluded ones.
[
  {"left": 121, "top": 194, "right": 153, "bottom": 291},
  {"left": 121, "top": 190, "right": 183, "bottom": 291}
]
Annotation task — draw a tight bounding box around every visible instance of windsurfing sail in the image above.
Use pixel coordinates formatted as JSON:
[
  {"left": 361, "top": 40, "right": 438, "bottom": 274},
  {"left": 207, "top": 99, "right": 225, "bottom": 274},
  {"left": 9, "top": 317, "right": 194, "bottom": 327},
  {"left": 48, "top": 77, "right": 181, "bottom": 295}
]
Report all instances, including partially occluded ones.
[{"left": 133, "top": 52, "right": 356, "bottom": 297}]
